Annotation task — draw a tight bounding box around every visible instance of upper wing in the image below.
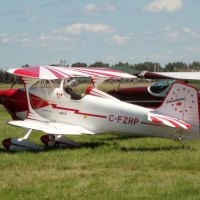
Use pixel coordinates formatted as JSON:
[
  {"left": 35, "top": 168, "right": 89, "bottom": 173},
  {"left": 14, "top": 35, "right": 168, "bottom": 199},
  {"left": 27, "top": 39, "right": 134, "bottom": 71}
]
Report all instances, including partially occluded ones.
[
  {"left": 142, "top": 72, "right": 200, "bottom": 80},
  {"left": 8, "top": 119, "right": 95, "bottom": 135},
  {"left": 7, "top": 66, "right": 136, "bottom": 80}
]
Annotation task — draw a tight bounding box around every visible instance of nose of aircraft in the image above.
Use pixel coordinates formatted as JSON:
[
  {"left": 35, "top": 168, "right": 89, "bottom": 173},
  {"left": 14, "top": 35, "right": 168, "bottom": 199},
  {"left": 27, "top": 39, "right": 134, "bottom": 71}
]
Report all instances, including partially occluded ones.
[
  {"left": 0, "top": 89, "right": 11, "bottom": 104},
  {"left": 0, "top": 90, "right": 4, "bottom": 104}
]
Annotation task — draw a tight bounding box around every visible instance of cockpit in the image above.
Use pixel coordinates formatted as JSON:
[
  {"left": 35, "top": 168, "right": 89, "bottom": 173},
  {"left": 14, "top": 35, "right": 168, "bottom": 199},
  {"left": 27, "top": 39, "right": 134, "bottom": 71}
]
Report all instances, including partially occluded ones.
[
  {"left": 147, "top": 80, "right": 175, "bottom": 97},
  {"left": 29, "top": 78, "right": 84, "bottom": 101},
  {"left": 63, "top": 84, "right": 82, "bottom": 100}
]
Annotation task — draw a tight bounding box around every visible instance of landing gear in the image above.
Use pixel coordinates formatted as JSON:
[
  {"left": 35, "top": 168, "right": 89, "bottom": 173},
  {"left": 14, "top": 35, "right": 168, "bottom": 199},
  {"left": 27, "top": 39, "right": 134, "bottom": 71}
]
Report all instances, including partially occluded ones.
[
  {"left": 2, "top": 128, "right": 44, "bottom": 151},
  {"left": 41, "top": 134, "right": 80, "bottom": 148},
  {"left": 2, "top": 128, "right": 81, "bottom": 151},
  {"left": 174, "top": 129, "right": 192, "bottom": 149},
  {"left": 177, "top": 137, "right": 191, "bottom": 149},
  {"left": 2, "top": 137, "right": 43, "bottom": 151}
]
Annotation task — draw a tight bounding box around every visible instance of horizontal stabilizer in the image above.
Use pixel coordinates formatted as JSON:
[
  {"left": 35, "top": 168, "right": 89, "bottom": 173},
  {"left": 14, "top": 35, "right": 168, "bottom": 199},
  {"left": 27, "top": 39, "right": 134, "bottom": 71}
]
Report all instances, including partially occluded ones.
[
  {"left": 148, "top": 113, "right": 192, "bottom": 129},
  {"left": 8, "top": 119, "right": 94, "bottom": 135}
]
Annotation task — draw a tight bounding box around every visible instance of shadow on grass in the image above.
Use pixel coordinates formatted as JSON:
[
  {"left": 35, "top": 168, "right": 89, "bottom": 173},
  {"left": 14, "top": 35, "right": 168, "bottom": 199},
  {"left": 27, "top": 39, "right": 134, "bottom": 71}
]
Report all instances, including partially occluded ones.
[
  {"left": 120, "top": 145, "right": 192, "bottom": 152},
  {"left": 49, "top": 141, "right": 106, "bottom": 150},
  {"left": 99, "top": 135, "right": 142, "bottom": 141},
  {"left": 78, "top": 141, "right": 106, "bottom": 148},
  {"left": 0, "top": 141, "right": 106, "bottom": 153},
  {"left": 0, "top": 135, "right": 195, "bottom": 153},
  {"left": 101, "top": 135, "right": 196, "bottom": 152},
  {"left": 0, "top": 148, "right": 9, "bottom": 153}
]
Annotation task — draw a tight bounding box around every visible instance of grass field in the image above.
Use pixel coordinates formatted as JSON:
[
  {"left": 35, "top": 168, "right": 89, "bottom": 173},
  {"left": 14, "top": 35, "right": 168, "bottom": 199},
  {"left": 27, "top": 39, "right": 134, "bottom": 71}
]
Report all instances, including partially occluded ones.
[{"left": 1, "top": 82, "right": 200, "bottom": 199}]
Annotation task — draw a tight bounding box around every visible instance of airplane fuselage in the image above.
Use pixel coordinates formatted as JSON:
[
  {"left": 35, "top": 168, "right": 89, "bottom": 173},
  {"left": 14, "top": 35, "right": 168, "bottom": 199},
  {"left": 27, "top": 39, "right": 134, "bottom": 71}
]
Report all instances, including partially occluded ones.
[{"left": 0, "top": 85, "right": 199, "bottom": 141}]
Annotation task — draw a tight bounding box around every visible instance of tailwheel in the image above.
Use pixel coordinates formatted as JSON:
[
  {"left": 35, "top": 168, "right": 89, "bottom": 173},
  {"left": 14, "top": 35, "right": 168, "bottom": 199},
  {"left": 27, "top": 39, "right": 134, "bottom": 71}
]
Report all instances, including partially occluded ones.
[
  {"left": 2, "top": 137, "right": 43, "bottom": 151},
  {"left": 40, "top": 134, "right": 80, "bottom": 148}
]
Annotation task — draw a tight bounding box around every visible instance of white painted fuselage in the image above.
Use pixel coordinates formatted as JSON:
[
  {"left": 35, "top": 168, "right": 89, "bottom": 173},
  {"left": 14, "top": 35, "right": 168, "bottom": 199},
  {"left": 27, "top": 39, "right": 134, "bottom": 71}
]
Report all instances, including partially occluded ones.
[{"left": 16, "top": 86, "right": 199, "bottom": 141}]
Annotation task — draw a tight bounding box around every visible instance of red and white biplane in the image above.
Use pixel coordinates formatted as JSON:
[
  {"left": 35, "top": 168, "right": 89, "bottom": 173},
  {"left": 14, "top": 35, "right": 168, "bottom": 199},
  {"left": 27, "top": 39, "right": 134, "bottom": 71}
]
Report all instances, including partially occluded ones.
[{"left": 0, "top": 66, "right": 199, "bottom": 151}]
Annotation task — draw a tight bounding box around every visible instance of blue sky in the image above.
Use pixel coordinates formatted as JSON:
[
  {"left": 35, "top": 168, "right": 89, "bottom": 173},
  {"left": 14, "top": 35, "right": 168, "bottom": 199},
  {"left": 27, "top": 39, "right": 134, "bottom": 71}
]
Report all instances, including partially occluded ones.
[{"left": 0, "top": 0, "right": 199, "bottom": 69}]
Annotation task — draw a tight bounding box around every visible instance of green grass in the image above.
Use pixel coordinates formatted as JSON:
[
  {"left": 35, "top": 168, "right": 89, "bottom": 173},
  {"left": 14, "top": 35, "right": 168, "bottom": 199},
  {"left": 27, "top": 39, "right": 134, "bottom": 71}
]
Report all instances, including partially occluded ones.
[
  {"left": 1, "top": 83, "right": 200, "bottom": 199},
  {"left": 1, "top": 105, "right": 200, "bottom": 199}
]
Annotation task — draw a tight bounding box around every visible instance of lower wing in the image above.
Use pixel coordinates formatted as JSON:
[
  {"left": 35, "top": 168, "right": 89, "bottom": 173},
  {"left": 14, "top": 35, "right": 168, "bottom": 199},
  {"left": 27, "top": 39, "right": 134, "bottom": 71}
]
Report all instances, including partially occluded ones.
[{"left": 8, "top": 119, "right": 95, "bottom": 135}]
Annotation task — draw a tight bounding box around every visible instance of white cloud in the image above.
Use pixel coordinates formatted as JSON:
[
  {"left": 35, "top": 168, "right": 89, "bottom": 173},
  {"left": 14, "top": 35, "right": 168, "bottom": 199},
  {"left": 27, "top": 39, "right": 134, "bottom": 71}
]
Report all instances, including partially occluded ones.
[
  {"left": 181, "top": 27, "right": 199, "bottom": 37},
  {"left": 109, "top": 35, "right": 129, "bottom": 45},
  {"left": 143, "top": 0, "right": 183, "bottom": 13},
  {"left": 38, "top": 34, "right": 69, "bottom": 43},
  {"left": 83, "top": 2, "right": 116, "bottom": 14},
  {"left": 84, "top": 3, "right": 98, "bottom": 13},
  {"left": 162, "top": 27, "right": 179, "bottom": 39},
  {"left": 54, "top": 23, "right": 115, "bottom": 35},
  {"left": 30, "top": 15, "right": 45, "bottom": 24},
  {"left": 184, "top": 47, "right": 200, "bottom": 55},
  {"left": 162, "top": 27, "right": 200, "bottom": 40},
  {"left": 20, "top": 37, "right": 33, "bottom": 44},
  {"left": 0, "top": 31, "right": 71, "bottom": 48},
  {"left": 148, "top": 52, "right": 171, "bottom": 62},
  {"left": 0, "top": 33, "right": 11, "bottom": 43}
]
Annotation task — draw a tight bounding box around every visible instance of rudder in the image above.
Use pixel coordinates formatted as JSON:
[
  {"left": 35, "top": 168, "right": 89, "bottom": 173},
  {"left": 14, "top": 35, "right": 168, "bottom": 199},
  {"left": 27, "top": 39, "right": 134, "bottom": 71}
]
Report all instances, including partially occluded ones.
[{"left": 151, "top": 82, "right": 199, "bottom": 132}]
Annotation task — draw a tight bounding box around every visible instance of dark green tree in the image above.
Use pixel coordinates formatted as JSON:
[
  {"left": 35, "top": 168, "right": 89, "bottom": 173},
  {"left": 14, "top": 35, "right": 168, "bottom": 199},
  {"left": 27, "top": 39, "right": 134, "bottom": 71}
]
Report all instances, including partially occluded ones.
[
  {"left": 71, "top": 62, "right": 88, "bottom": 67},
  {"left": 165, "top": 62, "right": 187, "bottom": 72},
  {"left": 90, "top": 61, "right": 109, "bottom": 68}
]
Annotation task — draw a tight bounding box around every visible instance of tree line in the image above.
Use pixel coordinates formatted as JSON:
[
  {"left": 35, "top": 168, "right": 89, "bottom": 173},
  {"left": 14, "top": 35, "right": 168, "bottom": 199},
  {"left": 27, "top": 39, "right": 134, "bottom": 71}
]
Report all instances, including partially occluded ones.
[
  {"left": 53, "top": 61, "right": 200, "bottom": 72},
  {"left": 1, "top": 61, "right": 200, "bottom": 84}
]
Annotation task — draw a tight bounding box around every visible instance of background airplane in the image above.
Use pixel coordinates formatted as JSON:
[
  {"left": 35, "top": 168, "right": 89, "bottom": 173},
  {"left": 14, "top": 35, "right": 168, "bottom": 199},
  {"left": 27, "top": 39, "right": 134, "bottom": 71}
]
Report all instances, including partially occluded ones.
[
  {"left": 108, "top": 71, "right": 200, "bottom": 108},
  {"left": 141, "top": 71, "right": 200, "bottom": 80}
]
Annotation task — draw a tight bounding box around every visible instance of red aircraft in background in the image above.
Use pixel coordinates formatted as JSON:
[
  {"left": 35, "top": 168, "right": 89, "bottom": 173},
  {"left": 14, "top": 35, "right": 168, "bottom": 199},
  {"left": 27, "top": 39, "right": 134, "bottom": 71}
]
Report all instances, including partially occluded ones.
[{"left": 108, "top": 71, "right": 200, "bottom": 108}]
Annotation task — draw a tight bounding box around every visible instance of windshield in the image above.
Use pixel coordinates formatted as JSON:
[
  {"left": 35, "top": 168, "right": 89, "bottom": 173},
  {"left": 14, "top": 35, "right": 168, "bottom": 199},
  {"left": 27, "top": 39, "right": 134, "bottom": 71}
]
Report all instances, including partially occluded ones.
[{"left": 148, "top": 80, "right": 175, "bottom": 97}]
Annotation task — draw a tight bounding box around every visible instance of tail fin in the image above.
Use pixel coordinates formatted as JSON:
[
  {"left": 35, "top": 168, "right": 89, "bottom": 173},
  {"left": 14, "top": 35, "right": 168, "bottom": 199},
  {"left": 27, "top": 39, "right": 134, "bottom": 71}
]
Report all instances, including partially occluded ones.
[{"left": 148, "top": 82, "right": 199, "bottom": 132}]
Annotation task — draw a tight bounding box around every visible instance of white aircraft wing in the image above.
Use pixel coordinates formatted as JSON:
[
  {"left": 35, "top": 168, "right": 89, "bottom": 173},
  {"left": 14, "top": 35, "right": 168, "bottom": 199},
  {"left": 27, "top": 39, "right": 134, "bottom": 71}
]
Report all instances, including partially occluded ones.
[
  {"left": 148, "top": 112, "right": 192, "bottom": 129},
  {"left": 143, "top": 72, "right": 200, "bottom": 80},
  {"left": 7, "top": 66, "right": 136, "bottom": 80},
  {"left": 8, "top": 119, "right": 95, "bottom": 135}
]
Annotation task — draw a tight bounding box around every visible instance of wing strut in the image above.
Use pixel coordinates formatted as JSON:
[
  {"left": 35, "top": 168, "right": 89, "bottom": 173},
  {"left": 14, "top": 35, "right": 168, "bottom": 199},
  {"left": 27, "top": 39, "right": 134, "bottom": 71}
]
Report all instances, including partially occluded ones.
[
  {"left": 22, "top": 129, "right": 32, "bottom": 139},
  {"left": 22, "top": 77, "right": 49, "bottom": 122}
]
